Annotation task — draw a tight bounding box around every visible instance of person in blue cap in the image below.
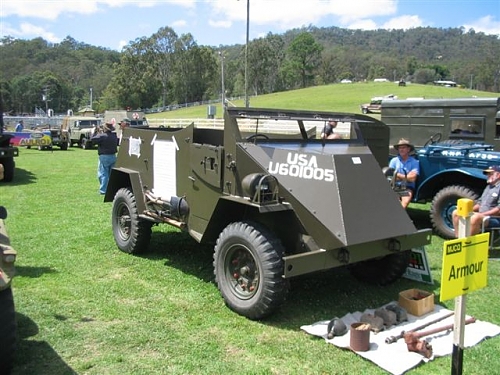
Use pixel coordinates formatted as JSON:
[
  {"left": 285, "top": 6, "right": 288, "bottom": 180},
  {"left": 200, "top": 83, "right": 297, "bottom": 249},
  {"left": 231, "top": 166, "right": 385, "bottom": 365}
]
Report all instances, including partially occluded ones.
[{"left": 452, "top": 165, "right": 500, "bottom": 236}]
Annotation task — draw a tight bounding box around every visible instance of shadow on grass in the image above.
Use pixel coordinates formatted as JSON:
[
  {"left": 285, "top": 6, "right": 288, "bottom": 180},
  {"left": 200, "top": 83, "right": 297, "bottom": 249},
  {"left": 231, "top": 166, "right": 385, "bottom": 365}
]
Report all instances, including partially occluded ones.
[
  {"left": 143, "top": 229, "right": 439, "bottom": 329},
  {"left": 15, "top": 266, "right": 57, "bottom": 278},
  {"left": 12, "top": 313, "right": 77, "bottom": 375},
  {"left": 2, "top": 167, "right": 37, "bottom": 186},
  {"left": 145, "top": 229, "right": 214, "bottom": 283}
]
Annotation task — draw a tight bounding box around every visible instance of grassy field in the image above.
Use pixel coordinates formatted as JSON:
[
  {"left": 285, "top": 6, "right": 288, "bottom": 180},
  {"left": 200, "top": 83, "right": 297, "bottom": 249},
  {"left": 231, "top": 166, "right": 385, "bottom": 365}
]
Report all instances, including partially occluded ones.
[
  {"left": 148, "top": 82, "right": 497, "bottom": 120},
  {"left": 4, "top": 148, "right": 499, "bottom": 375},
  {"left": 4, "top": 83, "right": 500, "bottom": 375}
]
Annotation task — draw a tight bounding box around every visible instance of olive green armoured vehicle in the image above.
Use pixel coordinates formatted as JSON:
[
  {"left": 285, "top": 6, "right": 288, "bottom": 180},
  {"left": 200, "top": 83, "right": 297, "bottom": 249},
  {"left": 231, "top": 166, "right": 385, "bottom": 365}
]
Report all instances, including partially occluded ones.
[
  {"left": 104, "top": 107, "right": 431, "bottom": 319},
  {"left": 0, "top": 205, "right": 17, "bottom": 374}
]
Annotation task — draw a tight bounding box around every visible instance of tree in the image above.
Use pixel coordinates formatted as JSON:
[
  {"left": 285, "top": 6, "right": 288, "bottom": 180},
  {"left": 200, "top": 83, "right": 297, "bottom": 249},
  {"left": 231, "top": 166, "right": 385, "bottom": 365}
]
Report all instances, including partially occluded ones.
[{"left": 283, "top": 32, "right": 323, "bottom": 88}]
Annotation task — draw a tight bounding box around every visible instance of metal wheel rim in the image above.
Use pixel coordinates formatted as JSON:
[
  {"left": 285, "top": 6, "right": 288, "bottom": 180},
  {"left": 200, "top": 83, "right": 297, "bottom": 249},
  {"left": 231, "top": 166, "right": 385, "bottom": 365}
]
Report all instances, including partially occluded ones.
[
  {"left": 441, "top": 201, "right": 456, "bottom": 229},
  {"left": 115, "top": 201, "right": 132, "bottom": 242},
  {"left": 224, "top": 244, "right": 260, "bottom": 300}
]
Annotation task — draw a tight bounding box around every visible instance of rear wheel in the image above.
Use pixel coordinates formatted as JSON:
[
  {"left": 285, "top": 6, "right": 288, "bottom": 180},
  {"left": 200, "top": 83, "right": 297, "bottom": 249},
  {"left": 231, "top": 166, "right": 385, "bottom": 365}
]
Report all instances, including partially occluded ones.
[
  {"left": 112, "top": 188, "right": 152, "bottom": 254},
  {"left": 214, "top": 221, "right": 289, "bottom": 320},
  {"left": 430, "top": 185, "right": 478, "bottom": 239},
  {"left": 349, "top": 250, "right": 411, "bottom": 285},
  {"left": 0, "top": 287, "right": 17, "bottom": 375}
]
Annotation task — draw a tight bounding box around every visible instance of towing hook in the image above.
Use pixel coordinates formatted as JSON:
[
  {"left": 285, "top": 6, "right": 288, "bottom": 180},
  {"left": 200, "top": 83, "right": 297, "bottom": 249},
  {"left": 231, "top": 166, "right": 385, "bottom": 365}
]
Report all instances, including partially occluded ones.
[
  {"left": 388, "top": 239, "right": 401, "bottom": 252},
  {"left": 337, "top": 248, "right": 349, "bottom": 264}
]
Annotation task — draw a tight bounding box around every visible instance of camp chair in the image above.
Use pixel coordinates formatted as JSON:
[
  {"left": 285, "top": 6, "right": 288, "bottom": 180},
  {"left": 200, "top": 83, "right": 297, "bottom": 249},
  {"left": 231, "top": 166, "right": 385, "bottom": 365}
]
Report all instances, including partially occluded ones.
[{"left": 481, "top": 216, "right": 500, "bottom": 259}]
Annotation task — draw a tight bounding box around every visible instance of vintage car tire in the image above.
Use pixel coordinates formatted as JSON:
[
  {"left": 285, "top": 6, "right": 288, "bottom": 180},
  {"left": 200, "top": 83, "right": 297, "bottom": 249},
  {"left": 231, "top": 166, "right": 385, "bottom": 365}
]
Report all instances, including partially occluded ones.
[
  {"left": 60, "top": 142, "right": 68, "bottom": 151},
  {"left": 0, "top": 287, "right": 17, "bottom": 375},
  {"left": 430, "top": 185, "right": 478, "bottom": 239},
  {"left": 112, "top": 188, "right": 152, "bottom": 254},
  {"left": 1, "top": 157, "right": 15, "bottom": 182},
  {"left": 362, "top": 108, "right": 368, "bottom": 114},
  {"left": 349, "top": 250, "right": 411, "bottom": 286},
  {"left": 213, "top": 221, "right": 289, "bottom": 320},
  {"left": 82, "top": 139, "right": 92, "bottom": 150}
]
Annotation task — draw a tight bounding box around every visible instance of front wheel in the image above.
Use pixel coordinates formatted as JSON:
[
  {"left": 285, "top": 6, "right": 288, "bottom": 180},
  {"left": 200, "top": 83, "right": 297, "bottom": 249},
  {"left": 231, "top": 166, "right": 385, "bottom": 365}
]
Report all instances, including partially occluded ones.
[
  {"left": 213, "top": 221, "right": 289, "bottom": 320},
  {"left": 1, "top": 157, "right": 15, "bottom": 182},
  {"left": 0, "top": 287, "right": 17, "bottom": 375},
  {"left": 82, "top": 139, "right": 92, "bottom": 149},
  {"left": 112, "top": 188, "right": 152, "bottom": 254},
  {"left": 430, "top": 185, "right": 479, "bottom": 239},
  {"left": 349, "top": 250, "right": 411, "bottom": 285}
]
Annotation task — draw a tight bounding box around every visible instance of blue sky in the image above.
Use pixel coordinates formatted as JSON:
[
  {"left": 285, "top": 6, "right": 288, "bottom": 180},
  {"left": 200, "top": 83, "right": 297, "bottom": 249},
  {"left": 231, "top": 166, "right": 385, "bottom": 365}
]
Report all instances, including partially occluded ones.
[{"left": 1, "top": 0, "right": 499, "bottom": 51}]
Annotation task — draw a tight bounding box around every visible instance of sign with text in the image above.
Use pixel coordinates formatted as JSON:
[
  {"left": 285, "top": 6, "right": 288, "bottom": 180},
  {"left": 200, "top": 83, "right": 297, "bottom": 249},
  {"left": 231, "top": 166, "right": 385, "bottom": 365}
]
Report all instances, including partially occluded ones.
[
  {"left": 403, "top": 246, "right": 433, "bottom": 284},
  {"left": 440, "top": 233, "right": 489, "bottom": 301}
]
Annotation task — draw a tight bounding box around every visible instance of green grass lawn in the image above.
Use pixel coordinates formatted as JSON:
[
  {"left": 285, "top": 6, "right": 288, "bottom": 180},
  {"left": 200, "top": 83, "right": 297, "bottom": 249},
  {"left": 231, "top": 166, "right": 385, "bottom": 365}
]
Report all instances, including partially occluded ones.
[
  {"left": 3, "top": 144, "right": 499, "bottom": 374},
  {"left": 148, "top": 82, "right": 497, "bottom": 120}
]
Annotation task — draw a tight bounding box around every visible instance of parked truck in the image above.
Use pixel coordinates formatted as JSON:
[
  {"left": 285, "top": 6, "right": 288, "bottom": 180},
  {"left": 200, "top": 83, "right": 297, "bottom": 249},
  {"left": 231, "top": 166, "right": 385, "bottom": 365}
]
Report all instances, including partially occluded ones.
[
  {"left": 381, "top": 97, "right": 500, "bottom": 151},
  {"left": 104, "top": 107, "right": 431, "bottom": 319},
  {"left": 3, "top": 116, "right": 68, "bottom": 150},
  {"left": 63, "top": 115, "right": 102, "bottom": 149}
]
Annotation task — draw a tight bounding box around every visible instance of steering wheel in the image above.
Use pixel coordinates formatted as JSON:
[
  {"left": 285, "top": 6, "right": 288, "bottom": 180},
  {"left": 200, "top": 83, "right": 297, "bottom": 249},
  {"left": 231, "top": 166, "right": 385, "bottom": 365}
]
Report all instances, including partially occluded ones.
[
  {"left": 246, "top": 133, "right": 269, "bottom": 142},
  {"left": 424, "top": 133, "right": 442, "bottom": 147}
]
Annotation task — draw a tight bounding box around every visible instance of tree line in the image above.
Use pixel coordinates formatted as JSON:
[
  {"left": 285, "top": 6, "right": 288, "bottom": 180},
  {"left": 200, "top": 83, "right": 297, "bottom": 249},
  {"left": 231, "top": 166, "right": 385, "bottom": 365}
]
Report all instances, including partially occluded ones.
[{"left": 0, "top": 24, "right": 499, "bottom": 115}]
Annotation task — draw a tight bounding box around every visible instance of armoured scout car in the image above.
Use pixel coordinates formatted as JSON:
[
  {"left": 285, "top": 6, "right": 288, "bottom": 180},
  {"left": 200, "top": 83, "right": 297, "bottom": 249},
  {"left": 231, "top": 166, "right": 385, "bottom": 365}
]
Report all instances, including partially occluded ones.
[{"left": 104, "top": 107, "right": 431, "bottom": 319}]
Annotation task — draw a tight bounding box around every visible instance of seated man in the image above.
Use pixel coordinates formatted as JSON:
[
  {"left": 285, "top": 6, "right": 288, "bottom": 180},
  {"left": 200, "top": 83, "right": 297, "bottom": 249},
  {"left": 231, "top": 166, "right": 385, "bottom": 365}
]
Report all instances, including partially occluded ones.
[
  {"left": 452, "top": 165, "right": 500, "bottom": 237},
  {"left": 321, "top": 120, "right": 341, "bottom": 139},
  {"left": 389, "top": 138, "right": 419, "bottom": 208}
]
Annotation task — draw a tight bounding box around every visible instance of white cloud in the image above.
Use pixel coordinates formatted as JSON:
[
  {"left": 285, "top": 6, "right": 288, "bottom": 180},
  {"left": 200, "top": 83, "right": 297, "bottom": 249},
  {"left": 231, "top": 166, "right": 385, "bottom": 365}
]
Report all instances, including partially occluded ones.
[
  {"left": 208, "top": 19, "right": 232, "bottom": 29},
  {"left": 207, "top": 0, "right": 397, "bottom": 30},
  {"left": 118, "top": 39, "right": 127, "bottom": 50},
  {"left": 1, "top": 21, "right": 61, "bottom": 43},
  {"left": 347, "top": 19, "right": 378, "bottom": 30},
  {"left": 1, "top": 0, "right": 99, "bottom": 20},
  {"left": 381, "top": 15, "right": 424, "bottom": 30},
  {"left": 0, "top": 0, "right": 195, "bottom": 20},
  {"left": 172, "top": 19, "right": 187, "bottom": 28},
  {"left": 464, "top": 15, "right": 500, "bottom": 36}
]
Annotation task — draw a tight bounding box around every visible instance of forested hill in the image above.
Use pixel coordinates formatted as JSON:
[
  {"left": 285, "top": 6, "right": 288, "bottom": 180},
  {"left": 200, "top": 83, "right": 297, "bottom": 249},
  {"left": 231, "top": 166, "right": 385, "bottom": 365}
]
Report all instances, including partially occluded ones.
[
  {"left": 0, "top": 25, "right": 498, "bottom": 114},
  {"left": 282, "top": 25, "right": 499, "bottom": 88}
]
